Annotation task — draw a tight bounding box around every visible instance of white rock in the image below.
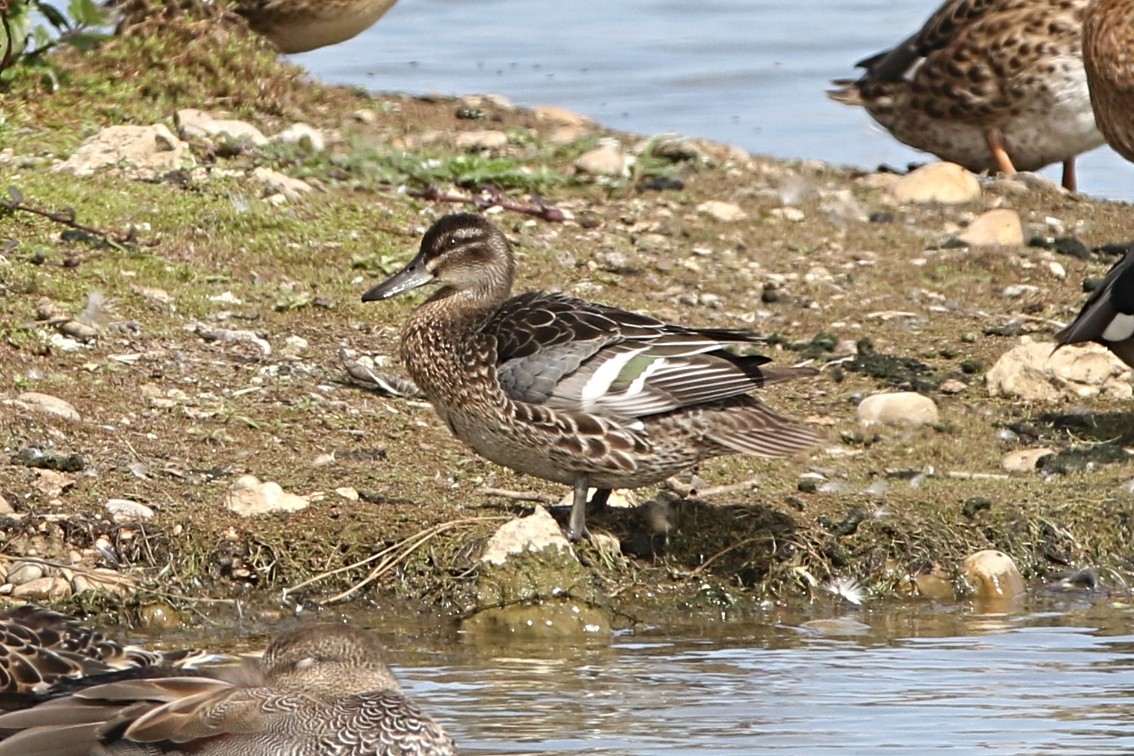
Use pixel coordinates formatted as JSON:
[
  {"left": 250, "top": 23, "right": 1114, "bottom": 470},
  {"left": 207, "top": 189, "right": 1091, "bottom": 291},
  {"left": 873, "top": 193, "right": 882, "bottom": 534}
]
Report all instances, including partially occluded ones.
[
  {"left": 251, "top": 167, "right": 312, "bottom": 201},
  {"left": 8, "top": 392, "right": 81, "bottom": 421},
  {"left": 106, "top": 498, "right": 155, "bottom": 522},
  {"left": 963, "top": 549, "right": 1025, "bottom": 599},
  {"left": 481, "top": 506, "right": 574, "bottom": 566},
  {"left": 11, "top": 576, "right": 70, "bottom": 600},
  {"left": 226, "top": 474, "right": 310, "bottom": 517},
  {"left": 177, "top": 108, "right": 268, "bottom": 145},
  {"left": 697, "top": 200, "right": 747, "bottom": 222},
  {"left": 532, "top": 105, "right": 593, "bottom": 126},
  {"left": 986, "top": 339, "right": 1133, "bottom": 401},
  {"left": 6, "top": 562, "right": 44, "bottom": 586},
  {"left": 889, "top": 162, "right": 981, "bottom": 204},
  {"left": 1001, "top": 448, "right": 1054, "bottom": 473},
  {"left": 957, "top": 208, "right": 1025, "bottom": 247},
  {"left": 771, "top": 206, "right": 805, "bottom": 222},
  {"left": 274, "top": 122, "right": 325, "bottom": 152},
  {"left": 455, "top": 129, "right": 509, "bottom": 150},
  {"left": 56, "top": 124, "right": 191, "bottom": 178},
  {"left": 574, "top": 145, "right": 628, "bottom": 176},
  {"left": 856, "top": 392, "right": 939, "bottom": 428}
]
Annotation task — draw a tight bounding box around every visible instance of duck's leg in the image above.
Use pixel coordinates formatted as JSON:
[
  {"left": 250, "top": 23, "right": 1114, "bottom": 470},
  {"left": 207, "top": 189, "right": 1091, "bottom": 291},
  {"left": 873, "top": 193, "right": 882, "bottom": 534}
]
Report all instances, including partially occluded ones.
[
  {"left": 1060, "top": 157, "right": 1077, "bottom": 192},
  {"left": 985, "top": 128, "right": 1017, "bottom": 176},
  {"left": 567, "top": 477, "right": 591, "bottom": 541},
  {"left": 588, "top": 488, "right": 612, "bottom": 512}
]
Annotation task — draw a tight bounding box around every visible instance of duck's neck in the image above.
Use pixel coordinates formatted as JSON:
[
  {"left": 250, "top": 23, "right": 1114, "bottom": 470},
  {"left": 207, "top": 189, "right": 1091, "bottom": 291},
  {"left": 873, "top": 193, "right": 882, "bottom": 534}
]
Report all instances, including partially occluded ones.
[{"left": 399, "top": 286, "right": 506, "bottom": 405}]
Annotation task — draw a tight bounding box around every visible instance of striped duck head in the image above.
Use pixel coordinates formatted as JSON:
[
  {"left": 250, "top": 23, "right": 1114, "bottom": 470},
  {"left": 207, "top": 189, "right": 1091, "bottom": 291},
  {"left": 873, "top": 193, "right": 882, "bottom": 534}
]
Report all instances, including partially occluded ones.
[{"left": 362, "top": 213, "right": 516, "bottom": 303}]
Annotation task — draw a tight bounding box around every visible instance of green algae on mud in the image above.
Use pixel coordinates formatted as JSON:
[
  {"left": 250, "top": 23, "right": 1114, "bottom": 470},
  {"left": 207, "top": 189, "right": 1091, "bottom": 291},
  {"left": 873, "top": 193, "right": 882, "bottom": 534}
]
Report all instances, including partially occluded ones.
[{"left": 2, "top": 9, "right": 1134, "bottom": 629}]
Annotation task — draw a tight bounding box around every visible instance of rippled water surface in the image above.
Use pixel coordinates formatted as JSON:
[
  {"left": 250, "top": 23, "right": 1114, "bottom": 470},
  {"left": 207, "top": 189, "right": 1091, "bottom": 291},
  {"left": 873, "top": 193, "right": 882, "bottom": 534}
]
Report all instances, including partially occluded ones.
[
  {"left": 369, "top": 599, "right": 1134, "bottom": 755},
  {"left": 291, "top": 0, "right": 1134, "bottom": 201}
]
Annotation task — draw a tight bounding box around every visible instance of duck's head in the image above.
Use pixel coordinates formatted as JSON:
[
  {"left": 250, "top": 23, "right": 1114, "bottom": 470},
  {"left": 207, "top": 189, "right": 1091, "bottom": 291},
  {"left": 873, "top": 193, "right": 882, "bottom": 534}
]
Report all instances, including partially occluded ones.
[
  {"left": 362, "top": 213, "right": 516, "bottom": 302},
  {"left": 262, "top": 623, "right": 402, "bottom": 696}
]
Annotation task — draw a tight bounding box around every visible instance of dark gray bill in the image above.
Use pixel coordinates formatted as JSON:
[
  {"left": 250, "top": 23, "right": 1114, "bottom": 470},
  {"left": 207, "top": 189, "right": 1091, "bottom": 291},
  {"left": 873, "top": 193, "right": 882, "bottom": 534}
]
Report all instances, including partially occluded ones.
[{"left": 361, "top": 254, "right": 434, "bottom": 301}]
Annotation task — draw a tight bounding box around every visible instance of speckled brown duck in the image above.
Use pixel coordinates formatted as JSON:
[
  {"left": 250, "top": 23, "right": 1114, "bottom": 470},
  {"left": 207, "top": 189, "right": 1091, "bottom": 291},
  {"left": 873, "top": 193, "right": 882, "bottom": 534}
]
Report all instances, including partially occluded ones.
[
  {"left": 0, "top": 622, "right": 457, "bottom": 755},
  {"left": 1054, "top": 249, "right": 1134, "bottom": 367},
  {"left": 236, "top": 0, "right": 399, "bottom": 53},
  {"left": 363, "top": 213, "right": 824, "bottom": 541},
  {"left": 1082, "top": 0, "right": 1134, "bottom": 163},
  {"left": 829, "top": 0, "right": 1104, "bottom": 191},
  {"left": 0, "top": 605, "right": 201, "bottom": 710}
]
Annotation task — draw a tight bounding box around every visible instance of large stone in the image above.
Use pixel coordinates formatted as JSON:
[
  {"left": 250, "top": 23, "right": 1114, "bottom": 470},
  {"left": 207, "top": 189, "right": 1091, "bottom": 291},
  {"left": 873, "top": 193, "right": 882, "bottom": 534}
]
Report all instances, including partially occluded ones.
[
  {"left": 963, "top": 549, "right": 1025, "bottom": 600},
  {"left": 465, "top": 507, "right": 611, "bottom": 637},
  {"left": 957, "top": 209, "right": 1025, "bottom": 247},
  {"left": 56, "top": 124, "right": 192, "bottom": 178},
  {"left": 574, "top": 144, "right": 628, "bottom": 176},
  {"left": 7, "top": 392, "right": 81, "bottom": 421},
  {"left": 177, "top": 108, "right": 268, "bottom": 145},
  {"left": 455, "top": 130, "right": 509, "bottom": 150},
  {"left": 1001, "top": 448, "right": 1055, "bottom": 473},
  {"left": 251, "top": 167, "right": 313, "bottom": 201},
  {"left": 225, "top": 474, "right": 310, "bottom": 517},
  {"left": 986, "top": 339, "right": 1132, "bottom": 401},
  {"left": 481, "top": 506, "right": 574, "bottom": 566},
  {"left": 697, "top": 200, "right": 747, "bottom": 222},
  {"left": 889, "top": 162, "right": 981, "bottom": 204},
  {"left": 856, "top": 392, "right": 939, "bottom": 428}
]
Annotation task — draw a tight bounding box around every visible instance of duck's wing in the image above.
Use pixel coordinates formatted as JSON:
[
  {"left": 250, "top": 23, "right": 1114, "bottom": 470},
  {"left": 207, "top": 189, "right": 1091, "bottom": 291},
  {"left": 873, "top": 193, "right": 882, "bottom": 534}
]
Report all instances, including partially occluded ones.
[
  {"left": 0, "top": 677, "right": 228, "bottom": 755},
  {"left": 0, "top": 607, "right": 207, "bottom": 710},
  {"left": 852, "top": 0, "right": 1003, "bottom": 81},
  {"left": 486, "top": 292, "right": 815, "bottom": 419},
  {"left": 1055, "top": 250, "right": 1134, "bottom": 367}
]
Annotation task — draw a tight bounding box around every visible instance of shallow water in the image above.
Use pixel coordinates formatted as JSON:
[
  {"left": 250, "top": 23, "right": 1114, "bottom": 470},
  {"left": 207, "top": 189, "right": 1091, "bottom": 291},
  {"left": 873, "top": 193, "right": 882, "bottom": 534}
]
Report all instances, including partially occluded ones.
[
  {"left": 378, "top": 598, "right": 1134, "bottom": 755},
  {"left": 292, "top": 0, "right": 1134, "bottom": 202}
]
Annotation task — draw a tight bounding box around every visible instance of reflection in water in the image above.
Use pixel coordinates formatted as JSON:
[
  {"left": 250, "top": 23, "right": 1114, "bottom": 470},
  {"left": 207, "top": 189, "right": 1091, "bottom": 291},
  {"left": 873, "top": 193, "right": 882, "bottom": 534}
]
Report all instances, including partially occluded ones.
[{"left": 380, "top": 601, "right": 1134, "bottom": 754}]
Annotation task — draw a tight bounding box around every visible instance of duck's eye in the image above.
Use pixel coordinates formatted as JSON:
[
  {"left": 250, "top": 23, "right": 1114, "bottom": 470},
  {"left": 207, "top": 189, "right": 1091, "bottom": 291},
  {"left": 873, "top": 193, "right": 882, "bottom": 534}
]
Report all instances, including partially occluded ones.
[{"left": 447, "top": 236, "right": 460, "bottom": 248}]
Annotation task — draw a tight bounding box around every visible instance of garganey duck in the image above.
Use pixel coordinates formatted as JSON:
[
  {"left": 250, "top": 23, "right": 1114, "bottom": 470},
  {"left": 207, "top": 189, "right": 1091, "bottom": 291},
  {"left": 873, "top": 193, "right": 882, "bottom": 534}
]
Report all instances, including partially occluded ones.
[
  {"left": 829, "top": 0, "right": 1104, "bottom": 191},
  {"left": 236, "top": 0, "right": 399, "bottom": 53},
  {"left": 1082, "top": 0, "right": 1134, "bottom": 163},
  {"left": 0, "top": 621, "right": 457, "bottom": 755},
  {"left": 1055, "top": 249, "right": 1134, "bottom": 367},
  {"left": 0, "top": 605, "right": 201, "bottom": 710},
  {"left": 363, "top": 213, "right": 823, "bottom": 541}
]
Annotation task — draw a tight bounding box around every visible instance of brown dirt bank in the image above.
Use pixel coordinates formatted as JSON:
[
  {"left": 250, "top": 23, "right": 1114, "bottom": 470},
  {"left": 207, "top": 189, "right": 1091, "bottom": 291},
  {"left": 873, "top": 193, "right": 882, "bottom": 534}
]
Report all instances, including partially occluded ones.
[{"left": 1, "top": 11, "right": 1132, "bottom": 629}]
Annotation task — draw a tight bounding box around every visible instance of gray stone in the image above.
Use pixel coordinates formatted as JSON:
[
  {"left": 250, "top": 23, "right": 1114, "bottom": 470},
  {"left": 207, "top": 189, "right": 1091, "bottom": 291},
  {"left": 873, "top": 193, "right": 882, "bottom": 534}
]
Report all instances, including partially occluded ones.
[
  {"left": 6, "top": 562, "right": 44, "bottom": 586},
  {"left": 106, "top": 498, "right": 155, "bottom": 522}
]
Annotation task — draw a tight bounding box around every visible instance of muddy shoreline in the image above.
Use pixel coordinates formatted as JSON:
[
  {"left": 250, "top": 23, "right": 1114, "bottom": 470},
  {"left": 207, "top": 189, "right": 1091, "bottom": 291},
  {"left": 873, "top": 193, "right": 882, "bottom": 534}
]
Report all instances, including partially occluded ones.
[{"left": 1, "top": 15, "right": 1132, "bottom": 630}]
